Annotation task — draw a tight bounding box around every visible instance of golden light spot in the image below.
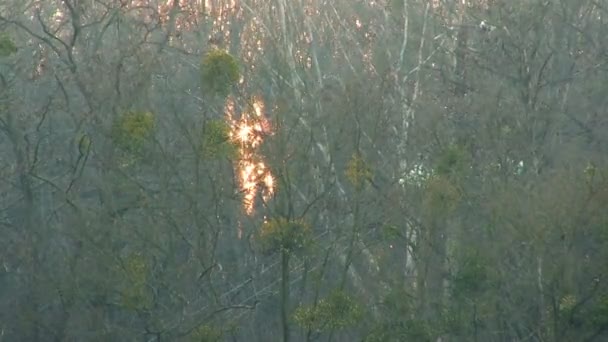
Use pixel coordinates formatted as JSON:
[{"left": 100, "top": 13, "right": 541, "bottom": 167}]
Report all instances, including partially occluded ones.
[
  {"left": 237, "top": 124, "right": 252, "bottom": 143},
  {"left": 263, "top": 173, "right": 275, "bottom": 197},
  {"left": 253, "top": 100, "right": 264, "bottom": 117},
  {"left": 226, "top": 96, "right": 275, "bottom": 215}
]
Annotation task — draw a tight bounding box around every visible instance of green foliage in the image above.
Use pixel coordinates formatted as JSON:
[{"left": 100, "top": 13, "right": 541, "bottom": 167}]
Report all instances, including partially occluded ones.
[
  {"left": 451, "top": 250, "right": 489, "bottom": 298},
  {"left": 200, "top": 119, "right": 238, "bottom": 159},
  {"left": 345, "top": 153, "right": 372, "bottom": 190},
  {"left": 0, "top": 33, "right": 17, "bottom": 57},
  {"left": 201, "top": 49, "right": 240, "bottom": 96},
  {"left": 365, "top": 320, "right": 432, "bottom": 342},
  {"left": 189, "top": 324, "right": 223, "bottom": 342},
  {"left": 440, "top": 308, "right": 467, "bottom": 335},
  {"left": 423, "top": 145, "right": 470, "bottom": 216},
  {"left": 600, "top": 223, "right": 608, "bottom": 243},
  {"left": 422, "top": 175, "right": 461, "bottom": 217},
  {"left": 589, "top": 295, "right": 608, "bottom": 327},
  {"left": 256, "top": 217, "right": 312, "bottom": 255},
  {"left": 559, "top": 294, "right": 577, "bottom": 314},
  {"left": 121, "top": 253, "right": 152, "bottom": 311},
  {"left": 381, "top": 224, "right": 400, "bottom": 241},
  {"left": 560, "top": 293, "right": 608, "bottom": 329},
  {"left": 435, "top": 145, "right": 469, "bottom": 177},
  {"left": 367, "top": 281, "right": 441, "bottom": 341},
  {"left": 584, "top": 161, "right": 597, "bottom": 185},
  {"left": 381, "top": 288, "right": 414, "bottom": 315},
  {"left": 77, "top": 134, "right": 92, "bottom": 155},
  {"left": 112, "top": 110, "right": 155, "bottom": 154},
  {"left": 293, "top": 290, "right": 363, "bottom": 331}
]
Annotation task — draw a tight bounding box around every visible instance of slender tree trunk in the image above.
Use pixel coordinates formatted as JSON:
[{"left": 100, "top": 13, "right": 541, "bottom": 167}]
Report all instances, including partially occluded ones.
[
  {"left": 537, "top": 255, "right": 546, "bottom": 340},
  {"left": 6, "top": 113, "right": 40, "bottom": 341},
  {"left": 453, "top": 1, "right": 468, "bottom": 97},
  {"left": 281, "top": 249, "right": 291, "bottom": 342}
]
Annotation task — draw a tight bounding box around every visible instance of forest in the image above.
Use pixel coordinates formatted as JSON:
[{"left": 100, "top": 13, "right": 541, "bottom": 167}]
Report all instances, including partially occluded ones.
[{"left": 1, "top": 0, "right": 607, "bottom": 341}]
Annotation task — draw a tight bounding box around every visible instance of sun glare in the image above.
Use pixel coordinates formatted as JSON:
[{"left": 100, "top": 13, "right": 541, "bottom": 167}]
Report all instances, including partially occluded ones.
[{"left": 226, "top": 96, "right": 275, "bottom": 215}]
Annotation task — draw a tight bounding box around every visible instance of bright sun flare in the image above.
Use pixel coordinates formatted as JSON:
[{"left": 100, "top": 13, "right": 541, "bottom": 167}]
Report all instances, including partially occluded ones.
[{"left": 226, "top": 96, "right": 275, "bottom": 215}]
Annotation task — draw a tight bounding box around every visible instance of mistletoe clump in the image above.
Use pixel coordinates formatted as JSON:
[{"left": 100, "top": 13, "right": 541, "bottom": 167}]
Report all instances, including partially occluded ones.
[
  {"left": 422, "top": 175, "right": 461, "bottom": 217},
  {"left": 256, "top": 217, "right": 312, "bottom": 255},
  {"left": 189, "top": 325, "right": 223, "bottom": 342},
  {"left": 294, "top": 290, "right": 363, "bottom": 331},
  {"left": 200, "top": 119, "right": 238, "bottom": 159},
  {"left": 0, "top": 33, "right": 17, "bottom": 57},
  {"left": 120, "top": 253, "right": 152, "bottom": 311},
  {"left": 435, "top": 145, "right": 469, "bottom": 177},
  {"left": 112, "top": 110, "right": 155, "bottom": 154},
  {"left": 345, "top": 153, "right": 372, "bottom": 190},
  {"left": 201, "top": 49, "right": 240, "bottom": 96}
]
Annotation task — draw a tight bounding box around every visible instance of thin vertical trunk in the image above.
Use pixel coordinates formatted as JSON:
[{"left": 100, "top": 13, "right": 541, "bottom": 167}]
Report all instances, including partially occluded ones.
[
  {"left": 280, "top": 249, "right": 291, "bottom": 342},
  {"left": 276, "top": 0, "right": 302, "bottom": 100},
  {"left": 537, "top": 255, "right": 546, "bottom": 340},
  {"left": 453, "top": 1, "right": 469, "bottom": 97},
  {"left": 418, "top": 220, "right": 447, "bottom": 320},
  {"left": 6, "top": 112, "right": 40, "bottom": 341}
]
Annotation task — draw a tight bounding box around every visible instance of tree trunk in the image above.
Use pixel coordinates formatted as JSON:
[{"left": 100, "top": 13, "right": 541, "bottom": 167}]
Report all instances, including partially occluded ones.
[{"left": 281, "top": 249, "right": 291, "bottom": 342}]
